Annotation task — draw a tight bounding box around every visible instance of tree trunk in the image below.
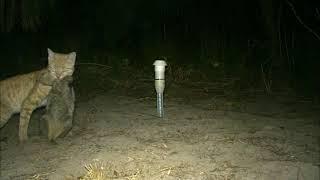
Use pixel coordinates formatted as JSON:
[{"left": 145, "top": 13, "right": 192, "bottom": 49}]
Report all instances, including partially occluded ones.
[
  {"left": 258, "top": 0, "right": 290, "bottom": 91},
  {"left": 258, "top": 0, "right": 279, "bottom": 64}
]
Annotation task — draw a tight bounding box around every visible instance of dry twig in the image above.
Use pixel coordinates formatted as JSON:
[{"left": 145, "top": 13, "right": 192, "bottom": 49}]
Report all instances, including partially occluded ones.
[
  {"left": 76, "top": 62, "right": 112, "bottom": 69},
  {"left": 286, "top": 0, "right": 320, "bottom": 41}
]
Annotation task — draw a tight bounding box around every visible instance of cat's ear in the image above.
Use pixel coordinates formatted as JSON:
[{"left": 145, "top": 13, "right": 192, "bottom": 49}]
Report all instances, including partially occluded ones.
[
  {"left": 69, "top": 52, "right": 76, "bottom": 65},
  {"left": 48, "top": 48, "right": 54, "bottom": 60}
]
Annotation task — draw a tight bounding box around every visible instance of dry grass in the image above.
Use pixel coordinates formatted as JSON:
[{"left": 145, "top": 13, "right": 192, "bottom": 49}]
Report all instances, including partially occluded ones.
[
  {"left": 61, "top": 159, "right": 208, "bottom": 180},
  {"left": 80, "top": 161, "right": 108, "bottom": 180},
  {"left": 64, "top": 160, "right": 143, "bottom": 180}
]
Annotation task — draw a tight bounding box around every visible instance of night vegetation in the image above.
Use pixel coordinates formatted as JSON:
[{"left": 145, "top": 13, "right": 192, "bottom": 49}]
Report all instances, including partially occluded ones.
[
  {"left": 1, "top": 1, "right": 319, "bottom": 179},
  {"left": 0, "top": 0, "right": 319, "bottom": 98}
]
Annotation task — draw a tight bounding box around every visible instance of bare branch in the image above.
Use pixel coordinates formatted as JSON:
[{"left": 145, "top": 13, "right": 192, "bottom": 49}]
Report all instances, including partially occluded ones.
[{"left": 286, "top": 0, "right": 320, "bottom": 41}]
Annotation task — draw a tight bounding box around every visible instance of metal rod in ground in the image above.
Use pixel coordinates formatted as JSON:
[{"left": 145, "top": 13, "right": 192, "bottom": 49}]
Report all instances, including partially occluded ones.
[{"left": 157, "top": 93, "right": 164, "bottom": 118}]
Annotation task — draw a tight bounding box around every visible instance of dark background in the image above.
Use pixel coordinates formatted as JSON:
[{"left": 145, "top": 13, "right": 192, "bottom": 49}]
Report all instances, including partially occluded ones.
[{"left": 0, "top": 0, "right": 319, "bottom": 98}]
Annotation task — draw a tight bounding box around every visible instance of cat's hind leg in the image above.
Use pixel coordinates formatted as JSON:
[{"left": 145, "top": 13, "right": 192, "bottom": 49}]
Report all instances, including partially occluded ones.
[{"left": 0, "top": 103, "right": 13, "bottom": 128}]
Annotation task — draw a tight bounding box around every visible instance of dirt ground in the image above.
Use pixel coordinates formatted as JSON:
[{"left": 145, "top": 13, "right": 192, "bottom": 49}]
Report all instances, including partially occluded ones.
[{"left": 0, "top": 83, "right": 319, "bottom": 180}]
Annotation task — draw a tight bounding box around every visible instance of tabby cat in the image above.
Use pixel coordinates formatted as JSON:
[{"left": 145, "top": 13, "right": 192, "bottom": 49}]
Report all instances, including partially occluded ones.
[{"left": 0, "top": 48, "right": 76, "bottom": 142}]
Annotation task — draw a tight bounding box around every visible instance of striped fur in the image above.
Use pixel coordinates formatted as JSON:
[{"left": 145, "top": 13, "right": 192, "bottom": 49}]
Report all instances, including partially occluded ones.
[{"left": 0, "top": 48, "right": 76, "bottom": 142}]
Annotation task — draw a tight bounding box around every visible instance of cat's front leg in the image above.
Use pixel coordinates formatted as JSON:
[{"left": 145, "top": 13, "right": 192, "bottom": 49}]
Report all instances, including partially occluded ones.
[
  {"left": 19, "top": 100, "right": 37, "bottom": 142},
  {"left": 19, "top": 84, "right": 52, "bottom": 142}
]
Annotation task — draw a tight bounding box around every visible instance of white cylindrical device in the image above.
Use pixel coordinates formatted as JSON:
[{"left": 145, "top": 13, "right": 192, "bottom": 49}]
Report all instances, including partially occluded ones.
[{"left": 153, "top": 60, "right": 167, "bottom": 118}]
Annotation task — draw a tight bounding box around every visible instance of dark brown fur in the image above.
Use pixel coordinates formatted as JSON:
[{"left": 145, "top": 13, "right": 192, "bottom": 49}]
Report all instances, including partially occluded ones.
[{"left": 44, "top": 76, "right": 75, "bottom": 141}]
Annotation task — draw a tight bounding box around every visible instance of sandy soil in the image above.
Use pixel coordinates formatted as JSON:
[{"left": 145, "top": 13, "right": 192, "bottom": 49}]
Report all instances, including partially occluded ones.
[{"left": 0, "top": 85, "right": 319, "bottom": 180}]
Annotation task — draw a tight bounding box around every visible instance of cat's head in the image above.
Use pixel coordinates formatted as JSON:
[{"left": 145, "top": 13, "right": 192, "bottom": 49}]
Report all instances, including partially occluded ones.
[{"left": 47, "top": 48, "right": 76, "bottom": 80}]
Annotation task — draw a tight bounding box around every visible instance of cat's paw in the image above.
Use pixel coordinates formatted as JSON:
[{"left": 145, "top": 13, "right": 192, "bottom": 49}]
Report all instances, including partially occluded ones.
[
  {"left": 16, "top": 139, "right": 33, "bottom": 150},
  {"left": 49, "top": 140, "right": 58, "bottom": 145},
  {"left": 18, "top": 135, "right": 28, "bottom": 143}
]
